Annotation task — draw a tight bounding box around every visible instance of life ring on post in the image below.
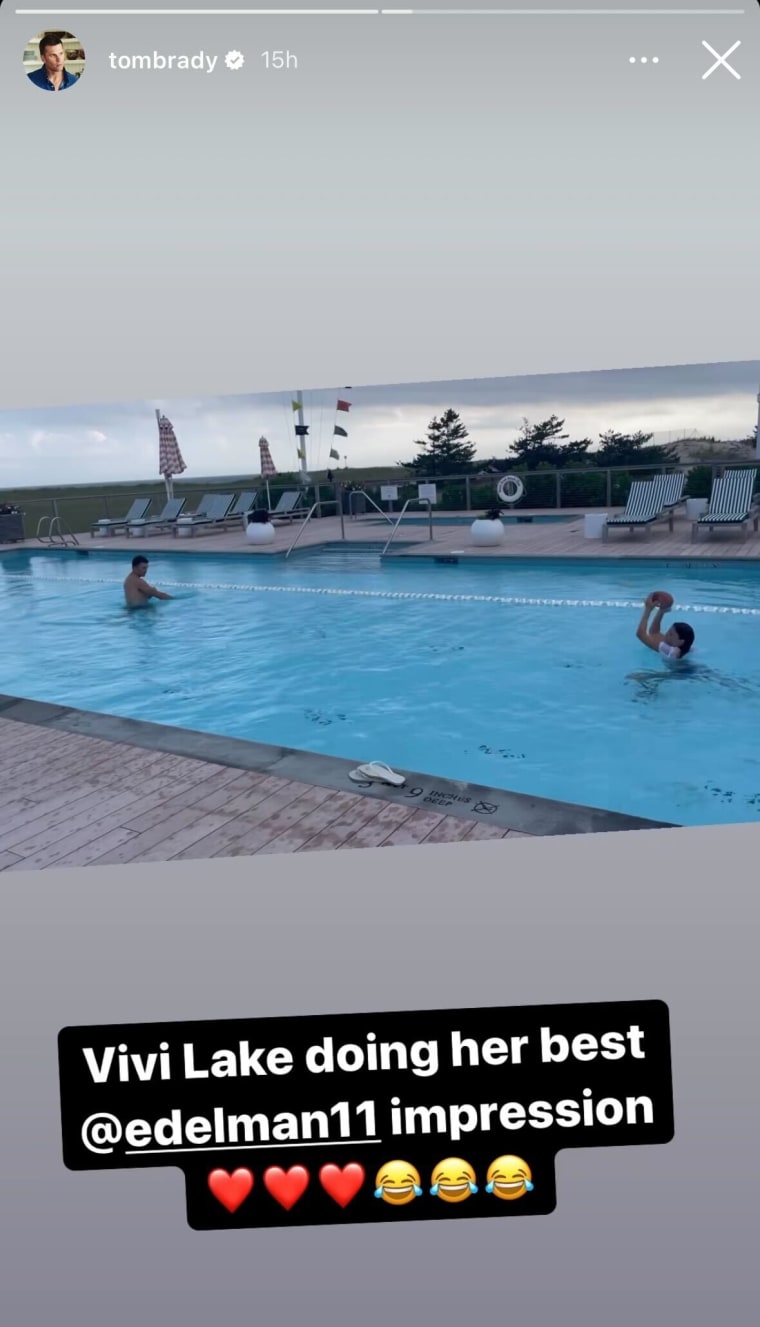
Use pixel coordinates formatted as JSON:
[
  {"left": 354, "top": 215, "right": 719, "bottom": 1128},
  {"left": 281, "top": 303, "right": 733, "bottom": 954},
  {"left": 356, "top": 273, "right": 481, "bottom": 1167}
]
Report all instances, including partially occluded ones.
[{"left": 496, "top": 474, "right": 525, "bottom": 505}]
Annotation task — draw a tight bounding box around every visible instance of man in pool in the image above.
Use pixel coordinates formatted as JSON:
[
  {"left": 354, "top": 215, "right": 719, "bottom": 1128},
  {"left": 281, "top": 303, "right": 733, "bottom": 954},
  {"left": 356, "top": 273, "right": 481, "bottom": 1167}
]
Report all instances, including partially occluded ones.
[
  {"left": 636, "top": 594, "right": 694, "bottom": 660},
  {"left": 123, "top": 556, "right": 173, "bottom": 608}
]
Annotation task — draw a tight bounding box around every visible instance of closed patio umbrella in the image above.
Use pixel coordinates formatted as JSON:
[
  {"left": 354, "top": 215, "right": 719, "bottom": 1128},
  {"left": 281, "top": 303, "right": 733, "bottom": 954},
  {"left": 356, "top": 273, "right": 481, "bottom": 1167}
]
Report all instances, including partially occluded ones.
[
  {"left": 259, "top": 435, "right": 277, "bottom": 510},
  {"left": 157, "top": 409, "right": 186, "bottom": 499}
]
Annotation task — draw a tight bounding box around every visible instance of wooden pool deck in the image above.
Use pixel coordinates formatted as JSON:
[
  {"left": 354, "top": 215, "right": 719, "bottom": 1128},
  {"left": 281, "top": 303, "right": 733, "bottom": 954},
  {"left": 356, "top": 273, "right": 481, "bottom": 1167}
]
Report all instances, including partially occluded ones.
[
  {"left": 12, "top": 506, "right": 756, "bottom": 561},
  {"left": 0, "top": 716, "right": 530, "bottom": 873}
]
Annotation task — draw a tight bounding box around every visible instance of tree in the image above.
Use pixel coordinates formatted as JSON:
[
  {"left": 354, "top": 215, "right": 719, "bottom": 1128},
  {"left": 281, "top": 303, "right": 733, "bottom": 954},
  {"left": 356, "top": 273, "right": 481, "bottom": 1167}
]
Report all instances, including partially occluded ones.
[
  {"left": 508, "top": 416, "right": 592, "bottom": 469},
  {"left": 594, "top": 429, "right": 678, "bottom": 468},
  {"left": 400, "top": 409, "right": 477, "bottom": 475}
]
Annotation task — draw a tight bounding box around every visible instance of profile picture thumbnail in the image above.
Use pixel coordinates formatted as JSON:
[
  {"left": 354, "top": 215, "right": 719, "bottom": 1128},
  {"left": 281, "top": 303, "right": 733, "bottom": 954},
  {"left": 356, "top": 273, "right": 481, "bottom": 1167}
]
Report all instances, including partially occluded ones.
[{"left": 24, "top": 31, "right": 85, "bottom": 93}]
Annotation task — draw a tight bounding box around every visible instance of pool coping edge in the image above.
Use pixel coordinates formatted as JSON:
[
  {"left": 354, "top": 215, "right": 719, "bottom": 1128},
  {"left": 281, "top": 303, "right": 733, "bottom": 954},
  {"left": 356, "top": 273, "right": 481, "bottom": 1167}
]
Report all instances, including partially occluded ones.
[{"left": 0, "top": 693, "right": 674, "bottom": 838}]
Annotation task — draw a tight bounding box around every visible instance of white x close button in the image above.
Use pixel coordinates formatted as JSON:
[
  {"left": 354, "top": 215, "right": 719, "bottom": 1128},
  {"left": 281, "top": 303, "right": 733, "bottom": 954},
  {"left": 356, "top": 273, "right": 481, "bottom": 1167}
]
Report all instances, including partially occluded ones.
[{"left": 702, "top": 40, "right": 741, "bottom": 80}]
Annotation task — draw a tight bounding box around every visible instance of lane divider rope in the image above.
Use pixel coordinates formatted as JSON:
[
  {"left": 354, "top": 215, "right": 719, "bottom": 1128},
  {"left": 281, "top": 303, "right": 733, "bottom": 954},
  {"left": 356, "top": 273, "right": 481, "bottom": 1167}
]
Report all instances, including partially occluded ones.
[{"left": 5, "top": 571, "right": 760, "bottom": 615}]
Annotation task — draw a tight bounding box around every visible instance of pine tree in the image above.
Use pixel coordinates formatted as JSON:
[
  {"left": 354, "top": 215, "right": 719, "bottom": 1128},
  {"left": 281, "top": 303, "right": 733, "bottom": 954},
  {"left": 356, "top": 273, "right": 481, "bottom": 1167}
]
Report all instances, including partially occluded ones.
[
  {"left": 595, "top": 430, "right": 678, "bottom": 467},
  {"left": 509, "top": 416, "right": 591, "bottom": 469},
  {"left": 400, "top": 409, "right": 477, "bottom": 475}
]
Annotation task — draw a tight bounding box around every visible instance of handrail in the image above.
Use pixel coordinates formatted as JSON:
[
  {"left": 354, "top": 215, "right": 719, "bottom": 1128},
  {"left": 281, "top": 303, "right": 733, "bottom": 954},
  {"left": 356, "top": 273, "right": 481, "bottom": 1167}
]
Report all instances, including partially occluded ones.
[
  {"left": 347, "top": 489, "right": 395, "bottom": 525},
  {"left": 381, "top": 499, "right": 434, "bottom": 556},
  {"left": 285, "top": 497, "right": 344, "bottom": 559},
  {"left": 36, "top": 514, "right": 79, "bottom": 547},
  {"left": 49, "top": 516, "right": 80, "bottom": 547}
]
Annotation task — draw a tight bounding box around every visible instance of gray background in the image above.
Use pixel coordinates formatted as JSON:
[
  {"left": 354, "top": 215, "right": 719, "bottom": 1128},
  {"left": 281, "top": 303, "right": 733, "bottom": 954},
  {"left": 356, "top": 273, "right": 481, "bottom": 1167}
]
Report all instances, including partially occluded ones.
[
  {"left": 2, "top": 4, "right": 759, "bottom": 1323},
  {"left": 1, "top": 0, "right": 759, "bottom": 409},
  {"left": 1, "top": 827, "right": 759, "bottom": 1324}
]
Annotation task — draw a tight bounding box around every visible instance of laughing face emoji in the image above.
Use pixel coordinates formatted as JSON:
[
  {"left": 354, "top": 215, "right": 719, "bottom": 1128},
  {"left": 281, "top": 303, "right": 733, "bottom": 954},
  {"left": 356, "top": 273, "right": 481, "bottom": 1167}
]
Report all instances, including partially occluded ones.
[
  {"left": 374, "top": 1161, "right": 422, "bottom": 1206},
  {"left": 486, "top": 1156, "right": 534, "bottom": 1201},
  {"left": 430, "top": 1157, "right": 478, "bottom": 1203}
]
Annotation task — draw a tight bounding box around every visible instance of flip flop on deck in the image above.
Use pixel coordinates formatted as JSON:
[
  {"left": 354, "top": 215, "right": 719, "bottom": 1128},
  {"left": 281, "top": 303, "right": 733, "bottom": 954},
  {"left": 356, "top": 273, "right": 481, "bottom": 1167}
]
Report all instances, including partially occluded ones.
[{"left": 348, "top": 762, "right": 406, "bottom": 787}]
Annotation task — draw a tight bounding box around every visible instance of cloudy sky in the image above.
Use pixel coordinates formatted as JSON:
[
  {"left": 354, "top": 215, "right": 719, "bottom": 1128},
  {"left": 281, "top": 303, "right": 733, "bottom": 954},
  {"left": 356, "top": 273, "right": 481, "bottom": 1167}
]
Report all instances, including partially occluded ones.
[{"left": 2, "top": 360, "right": 759, "bottom": 487}]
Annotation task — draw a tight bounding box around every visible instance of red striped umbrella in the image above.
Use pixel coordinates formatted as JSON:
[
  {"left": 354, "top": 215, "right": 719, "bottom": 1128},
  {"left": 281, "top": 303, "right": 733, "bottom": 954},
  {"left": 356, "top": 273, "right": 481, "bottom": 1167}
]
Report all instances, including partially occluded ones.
[
  {"left": 157, "top": 410, "right": 186, "bottom": 498},
  {"left": 259, "top": 436, "right": 277, "bottom": 508}
]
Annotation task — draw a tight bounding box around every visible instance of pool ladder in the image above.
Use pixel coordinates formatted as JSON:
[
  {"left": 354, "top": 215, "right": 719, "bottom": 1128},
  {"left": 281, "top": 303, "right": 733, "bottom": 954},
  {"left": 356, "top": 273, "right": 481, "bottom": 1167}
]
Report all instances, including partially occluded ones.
[
  {"left": 285, "top": 490, "right": 392, "bottom": 558},
  {"left": 380, "top": 498, "right": 434, "bottom": 555},
  {"left": 285, "top": 490, "right": 434, "bottom": 558},
  {"left": 36, "top": 515, "right": 79, "bottom": 548}
]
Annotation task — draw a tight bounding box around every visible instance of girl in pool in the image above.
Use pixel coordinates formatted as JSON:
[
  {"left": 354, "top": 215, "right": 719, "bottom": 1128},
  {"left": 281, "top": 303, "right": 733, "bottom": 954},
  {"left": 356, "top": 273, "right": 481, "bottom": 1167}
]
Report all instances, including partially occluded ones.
[{"left": 636, "top": 593, "right": 695, "bottom": 661}]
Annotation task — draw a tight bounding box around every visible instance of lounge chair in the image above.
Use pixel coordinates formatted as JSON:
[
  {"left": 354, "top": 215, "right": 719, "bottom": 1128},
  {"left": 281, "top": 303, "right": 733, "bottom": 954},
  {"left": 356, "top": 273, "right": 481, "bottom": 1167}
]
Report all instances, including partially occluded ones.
[
  {"left": 220, "top": 490, "right": 258, "bottom": 526},
  {"left": 267, "top": 490, "right": 307, "bottom": 523},
  {"left": 170, "top": 492, "right": 219, "bottom": 529},
  {"left": 172, "top": 493, "right": 235, "bottom": 537},
  {"left": 91, "top": 497, "right": 151, "bottom": 537},
  {"left": 127, "top": 497, "right": 186, "bottom": 535},
  {"left": 691, "top": 469, "right": 759, "bottom": 542},
  {"left": 653, "top": 471, "right": 685, "bottom": 513},
  {"left": 602, "top": 481, "right": 664, "bottom": 540}
]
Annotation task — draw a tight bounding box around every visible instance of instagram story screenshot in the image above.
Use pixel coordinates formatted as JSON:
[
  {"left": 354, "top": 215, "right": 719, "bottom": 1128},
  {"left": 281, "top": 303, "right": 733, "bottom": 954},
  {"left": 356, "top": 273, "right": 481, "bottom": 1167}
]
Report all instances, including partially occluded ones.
[{"left": 0, "top": 2, "right": 759, "bottom": 1325}]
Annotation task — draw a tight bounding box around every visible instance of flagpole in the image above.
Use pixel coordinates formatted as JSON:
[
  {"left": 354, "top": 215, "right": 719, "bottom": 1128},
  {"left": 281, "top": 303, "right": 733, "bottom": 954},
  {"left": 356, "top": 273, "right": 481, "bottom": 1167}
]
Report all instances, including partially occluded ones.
[{"left": 295, "top": 393, "right": 309, "bottom": 482}]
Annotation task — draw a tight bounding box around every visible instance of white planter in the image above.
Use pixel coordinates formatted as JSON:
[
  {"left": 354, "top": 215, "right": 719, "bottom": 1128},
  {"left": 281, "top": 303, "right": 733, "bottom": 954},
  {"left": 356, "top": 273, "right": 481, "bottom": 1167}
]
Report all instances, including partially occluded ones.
[
  {"left": 686, "top": 497, "right": 708, "bottom": 521},
  {"left": 470, "top": 518, "right": 505, "bottom": 547},
  {"left": 176, "top": 519, "right": 194, "bottom": 539},
  {"left": 95, "top": 520, "right": 111, "bottom": 537},
  {"left": 129, "top": 522, "right": 146, "bottom": 538},
  {"left": 584, "top": 512, "right": 608, "bottom": 540},
  {"left": 246, "top": 521, "right": 276, "bottom": 545}
]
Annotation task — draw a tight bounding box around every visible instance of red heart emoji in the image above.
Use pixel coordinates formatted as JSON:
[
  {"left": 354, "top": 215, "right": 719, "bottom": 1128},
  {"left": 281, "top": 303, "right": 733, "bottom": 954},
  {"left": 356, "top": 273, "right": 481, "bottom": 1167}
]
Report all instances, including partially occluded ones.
[
  {"left": 208, "top": 1168, "right": 254, "bottom": 1213},
  {"left": 320, "top": 1162, "right": 365, "bottom": 1208},
  {"left": 263, "top": 1165, "right": 310, "bottom": 1211}
]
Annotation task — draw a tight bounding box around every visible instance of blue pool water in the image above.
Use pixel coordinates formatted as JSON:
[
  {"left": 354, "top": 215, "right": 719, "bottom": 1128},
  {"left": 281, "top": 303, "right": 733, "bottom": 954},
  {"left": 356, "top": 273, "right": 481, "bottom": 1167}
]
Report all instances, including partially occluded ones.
[{"left": 3, "top": 546, "right": 760, "bottom": 827}]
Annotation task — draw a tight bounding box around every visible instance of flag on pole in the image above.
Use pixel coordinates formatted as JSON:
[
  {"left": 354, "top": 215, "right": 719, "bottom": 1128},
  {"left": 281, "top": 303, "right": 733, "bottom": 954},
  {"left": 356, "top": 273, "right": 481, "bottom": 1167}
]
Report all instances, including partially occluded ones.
[
  {"left": 336, "top": 399, "right": 351, "bottom": 412},
  {"left": 291, "top": 400, "right": 301, "bottom": 411},
  {"left": 296, "top": 447, "right": 306, "bottom": 461},
  {"left": 157, "top": 412, "right": 186, "bottom": 499},
  {"left": 333, "top": 425, "right": 348, "bottom": 438},
  {"left": 329, "top": 447, "right": 340, "bottom": 460},
  {"left": 294, "top": 424, "right": 309, "bottom": 436}
]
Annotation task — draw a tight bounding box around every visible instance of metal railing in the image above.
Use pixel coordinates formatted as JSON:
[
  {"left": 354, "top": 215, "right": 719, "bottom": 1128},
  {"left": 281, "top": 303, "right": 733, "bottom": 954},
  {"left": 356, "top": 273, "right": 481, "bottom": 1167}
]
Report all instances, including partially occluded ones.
[
  {"left": 347, "top": 489, "right": 395, "bottom": 524},
  {"left": 8, "top": 459, "right": 760, "bottom": 539},
  {"left": 381, "top": 499, "right": 435, "bottom": 556},
  {"left": 285, "top": 498, "right": 345, "bottom": 558},
  {"left": 36, "top": 515, "right": 79, "bottom": 547}
]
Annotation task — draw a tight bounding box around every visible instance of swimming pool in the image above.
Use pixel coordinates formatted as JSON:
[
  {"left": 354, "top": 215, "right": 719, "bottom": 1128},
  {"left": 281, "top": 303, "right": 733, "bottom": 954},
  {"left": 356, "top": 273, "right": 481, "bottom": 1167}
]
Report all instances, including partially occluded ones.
[{"left": 3, "top": 546, "right": 760, "bottom": 828}]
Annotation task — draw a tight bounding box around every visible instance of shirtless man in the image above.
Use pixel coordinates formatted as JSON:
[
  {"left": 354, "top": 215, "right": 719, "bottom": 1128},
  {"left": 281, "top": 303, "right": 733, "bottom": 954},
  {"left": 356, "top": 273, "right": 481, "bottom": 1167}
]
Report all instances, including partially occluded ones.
[{"left": 123, "top": 556, "right": 172, "bottom": 607}]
